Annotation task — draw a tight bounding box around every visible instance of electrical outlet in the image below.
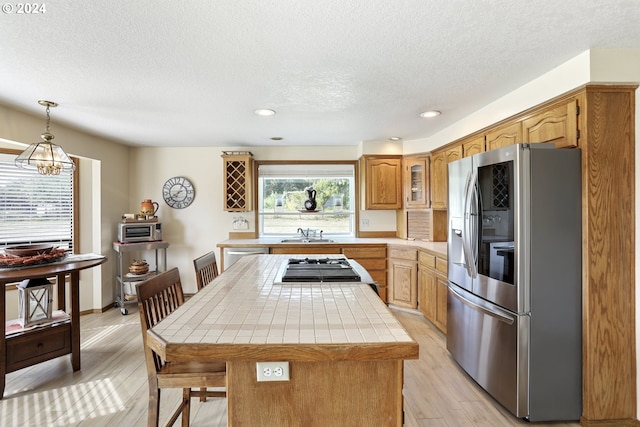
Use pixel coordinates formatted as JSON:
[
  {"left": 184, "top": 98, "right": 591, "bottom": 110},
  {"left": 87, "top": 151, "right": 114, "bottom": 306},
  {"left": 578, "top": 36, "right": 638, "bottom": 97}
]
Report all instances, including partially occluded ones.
[
  {"left": 256, "top": 361, "right": 290, "bottom": 382},
  {"left": 361, "top": 218, "right": 370, "bottom": 227}
]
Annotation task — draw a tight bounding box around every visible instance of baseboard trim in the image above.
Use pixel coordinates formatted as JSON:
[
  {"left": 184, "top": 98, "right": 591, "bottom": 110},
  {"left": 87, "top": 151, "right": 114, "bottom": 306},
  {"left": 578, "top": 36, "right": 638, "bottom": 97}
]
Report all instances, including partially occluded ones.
[{"left": 580, "top": 417, "right": 639, "bottom": 427}]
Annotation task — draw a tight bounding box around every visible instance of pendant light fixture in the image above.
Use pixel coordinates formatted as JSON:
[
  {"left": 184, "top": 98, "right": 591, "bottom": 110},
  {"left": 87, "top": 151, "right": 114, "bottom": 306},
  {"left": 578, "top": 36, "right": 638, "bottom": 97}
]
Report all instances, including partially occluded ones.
[{"left": 15, "top": 100, "right": 76, "bottom": 175}]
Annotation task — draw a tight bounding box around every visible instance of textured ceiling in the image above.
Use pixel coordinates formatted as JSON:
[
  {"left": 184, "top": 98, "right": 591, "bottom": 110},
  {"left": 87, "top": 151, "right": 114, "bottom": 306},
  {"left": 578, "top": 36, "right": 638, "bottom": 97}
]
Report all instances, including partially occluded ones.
[{"left": 1, "top": 0, "right": 640, "bottom": 147}]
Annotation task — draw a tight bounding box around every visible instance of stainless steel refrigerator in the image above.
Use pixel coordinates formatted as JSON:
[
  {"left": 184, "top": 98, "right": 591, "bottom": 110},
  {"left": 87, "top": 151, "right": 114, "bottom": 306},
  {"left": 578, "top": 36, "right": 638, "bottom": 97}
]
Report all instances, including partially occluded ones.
[{"left": 446, "top": 143, "right": 582, "bottom": 422}]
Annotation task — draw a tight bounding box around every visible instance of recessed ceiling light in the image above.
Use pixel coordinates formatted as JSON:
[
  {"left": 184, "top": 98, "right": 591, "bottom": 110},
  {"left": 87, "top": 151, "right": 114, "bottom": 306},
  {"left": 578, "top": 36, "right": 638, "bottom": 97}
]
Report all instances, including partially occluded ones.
[
  {"left": 419, "top": 110, "right": 441, "bottom": 118},
  {"left": 389, "top": 137, "right": 402, "bottom": 141},
  {"left": 254, "top": 108, "right": 276, "bottom": 116}
]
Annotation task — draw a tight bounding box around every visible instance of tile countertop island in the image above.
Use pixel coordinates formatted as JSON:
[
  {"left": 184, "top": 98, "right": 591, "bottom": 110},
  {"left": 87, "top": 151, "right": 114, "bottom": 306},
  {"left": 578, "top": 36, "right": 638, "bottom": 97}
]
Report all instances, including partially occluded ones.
[{"left": 146, "top": 254, "right": 419, "bottom": 427}]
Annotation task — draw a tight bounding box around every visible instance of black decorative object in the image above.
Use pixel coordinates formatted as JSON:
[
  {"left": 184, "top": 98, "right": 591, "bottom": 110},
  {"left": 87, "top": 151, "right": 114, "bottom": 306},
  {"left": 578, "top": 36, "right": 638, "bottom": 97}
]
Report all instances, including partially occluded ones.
[{"left": 304, "top": 187, "right": 317, "bottom": 211}]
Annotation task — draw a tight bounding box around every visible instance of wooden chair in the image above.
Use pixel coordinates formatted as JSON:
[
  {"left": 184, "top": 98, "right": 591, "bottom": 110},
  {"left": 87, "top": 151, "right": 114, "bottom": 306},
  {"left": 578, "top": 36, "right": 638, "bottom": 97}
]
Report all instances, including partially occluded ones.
[
  {"left": 193, "top": 251, "right": 218, "bottom": 290},
  {"left": 136, "top": 267, "right": 226, "bottom": 427},
  {"left": 192, "top": 251, "right": 224, "bottom": 401}
]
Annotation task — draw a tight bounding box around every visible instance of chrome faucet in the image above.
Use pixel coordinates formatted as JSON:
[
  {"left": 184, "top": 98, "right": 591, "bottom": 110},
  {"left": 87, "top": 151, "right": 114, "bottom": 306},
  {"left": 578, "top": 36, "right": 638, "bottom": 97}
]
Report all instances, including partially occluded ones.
[{"left": 297, "top": 227, "right": 309, "bottom": 238}]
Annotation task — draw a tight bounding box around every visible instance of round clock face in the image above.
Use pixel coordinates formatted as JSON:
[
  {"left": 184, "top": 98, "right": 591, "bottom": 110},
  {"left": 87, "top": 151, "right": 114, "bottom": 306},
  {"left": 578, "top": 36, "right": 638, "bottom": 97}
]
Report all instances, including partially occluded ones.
[{"left": 162, "top": 176, "right": 195, "bottom": 209}]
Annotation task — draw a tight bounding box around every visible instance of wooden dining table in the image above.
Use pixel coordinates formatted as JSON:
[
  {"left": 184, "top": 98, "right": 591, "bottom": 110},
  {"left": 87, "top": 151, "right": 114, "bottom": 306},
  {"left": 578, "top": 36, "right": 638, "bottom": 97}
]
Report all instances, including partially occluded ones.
[
  {"left": 0, "top": 253, "right": 107, "bottom": 399},
  {"left": 146, "top": 254, "right": 418, "bottom": 427}
]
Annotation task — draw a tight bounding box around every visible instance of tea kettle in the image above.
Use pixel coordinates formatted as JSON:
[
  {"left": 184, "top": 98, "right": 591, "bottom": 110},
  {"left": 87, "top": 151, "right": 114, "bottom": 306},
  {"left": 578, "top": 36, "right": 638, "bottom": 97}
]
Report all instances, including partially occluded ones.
[
  {"left": 140, "top": 199, "right": 159, "bottom": 216},
  {"left": 304, "top": 187, "right": 317, "bottom": 211}
]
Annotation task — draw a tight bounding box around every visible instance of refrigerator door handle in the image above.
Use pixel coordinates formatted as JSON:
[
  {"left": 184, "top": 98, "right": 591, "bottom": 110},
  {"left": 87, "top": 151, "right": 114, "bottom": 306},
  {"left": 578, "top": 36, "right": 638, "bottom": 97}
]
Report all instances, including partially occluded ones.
[
  {"left": 469, "top": 172, "right": 480, "bottom": 274},
  {"left": 463, "top": 169, "right": 479, "bottom": 278},
  {"left": 449, "top": 285, "right": 515, "bottom": 325}
]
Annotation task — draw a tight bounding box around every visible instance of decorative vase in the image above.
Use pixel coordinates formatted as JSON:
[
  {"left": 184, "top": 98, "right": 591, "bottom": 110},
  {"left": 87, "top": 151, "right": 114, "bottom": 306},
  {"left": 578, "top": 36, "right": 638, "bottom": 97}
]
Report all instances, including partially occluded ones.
[
  {"left": 304, "top": 187, "right": 317, "bottom": 211},
  {"left": 140, "top": 199, "right": 159, "bottom": 216}
]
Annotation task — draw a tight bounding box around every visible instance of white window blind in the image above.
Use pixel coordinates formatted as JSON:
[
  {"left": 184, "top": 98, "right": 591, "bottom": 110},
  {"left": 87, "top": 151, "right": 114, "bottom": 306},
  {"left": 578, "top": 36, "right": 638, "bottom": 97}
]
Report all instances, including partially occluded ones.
[
  {"left": 258, "top": 164, "right": 355, "bottom": 178},
  {"left": 0, "top": 153, "right": 74, "bottom": 251}
]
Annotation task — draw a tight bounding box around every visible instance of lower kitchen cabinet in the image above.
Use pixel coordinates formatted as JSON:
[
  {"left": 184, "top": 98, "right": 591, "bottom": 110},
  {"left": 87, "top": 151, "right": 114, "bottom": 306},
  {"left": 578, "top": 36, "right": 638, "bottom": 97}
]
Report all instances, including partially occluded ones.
[
  {"left": 387, "top": 246, "right": 418, "bottom": 309},
  {"left": 418, "top": 249, "right": 447, "bottom": 333},
  {"left": 435, "top": 264, "right": 448, "bottom": 332},
  {"left": 341, "top": 245, "right": 387, "bottom": 302},
  {"left": 418, "top": 264, "right": 437, "bottom": 320}
]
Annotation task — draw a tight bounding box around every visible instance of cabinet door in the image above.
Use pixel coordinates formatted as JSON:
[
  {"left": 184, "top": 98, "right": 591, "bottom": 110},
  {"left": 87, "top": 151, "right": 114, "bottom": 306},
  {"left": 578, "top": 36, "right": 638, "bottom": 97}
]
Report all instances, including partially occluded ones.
[
  {"left": 445, "top": 146, "right": 462, "bottom": 164},
  {"left": 430, "top": 145, "right": 462, "bottom": 210},
  {"left": 462, "top": 135, "right": 485, "bottom": 157},
  {"left": 485, "top": 122, "right": 522, "bottom": 151},
  {"left": 435, "top": 275, "right": 448, "bottom": 333},
  {"left": 522, "top": 99, "right": 578, "bottom": 148},
  {"left": 418, "top": 266, "right": 437, "bottom": 321},
  {"left": 403, "top": 157, "right": 430, "bottom": 209},
  {"left": 430, "top": 152, "right": 446, "bottom": 209},
  {"left": 388, "top": 259, "right": 417, "bottom": 309},
  {"left": 364, "top": 157, "right": 402, "bottom": 209}
]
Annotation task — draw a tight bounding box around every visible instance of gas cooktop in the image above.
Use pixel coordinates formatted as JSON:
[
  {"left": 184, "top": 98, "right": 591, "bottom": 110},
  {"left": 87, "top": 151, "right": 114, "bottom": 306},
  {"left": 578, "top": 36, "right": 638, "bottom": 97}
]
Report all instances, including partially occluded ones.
[{"left": 280, "top": 257, "right": 362, "bottom": 282}]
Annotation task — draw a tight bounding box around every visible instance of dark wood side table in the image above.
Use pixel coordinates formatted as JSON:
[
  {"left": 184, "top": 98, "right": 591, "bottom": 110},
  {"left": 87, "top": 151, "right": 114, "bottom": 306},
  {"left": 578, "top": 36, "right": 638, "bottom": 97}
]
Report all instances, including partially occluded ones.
[{"left": 0, "top": 253, "right": 106, "bottom": 399}]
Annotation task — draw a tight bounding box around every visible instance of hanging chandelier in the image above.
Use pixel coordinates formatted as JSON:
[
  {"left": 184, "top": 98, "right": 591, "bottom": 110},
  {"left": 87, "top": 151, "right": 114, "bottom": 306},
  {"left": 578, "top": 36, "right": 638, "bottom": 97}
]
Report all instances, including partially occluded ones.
[{"left": 15, "top": 100, "right": 76, "bottom": 175}]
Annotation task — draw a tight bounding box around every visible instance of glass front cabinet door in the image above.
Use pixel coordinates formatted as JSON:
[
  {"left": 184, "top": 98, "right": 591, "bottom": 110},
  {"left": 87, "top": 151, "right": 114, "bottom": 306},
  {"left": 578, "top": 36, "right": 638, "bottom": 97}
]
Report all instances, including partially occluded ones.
[{"left": 403, "top": 156, "right": 430, "bottom": 208}]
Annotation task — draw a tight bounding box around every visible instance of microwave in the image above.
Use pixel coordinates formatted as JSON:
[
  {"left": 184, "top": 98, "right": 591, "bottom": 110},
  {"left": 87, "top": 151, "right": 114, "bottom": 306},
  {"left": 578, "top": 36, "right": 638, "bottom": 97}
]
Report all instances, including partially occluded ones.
[{"left": 118, "top": 222, "right": 162, "bottom": 243}]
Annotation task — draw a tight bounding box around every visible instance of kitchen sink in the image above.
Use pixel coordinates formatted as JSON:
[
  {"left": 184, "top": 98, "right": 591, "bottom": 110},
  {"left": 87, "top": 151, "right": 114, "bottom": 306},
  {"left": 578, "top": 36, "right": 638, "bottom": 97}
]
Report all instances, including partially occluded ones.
[{"left": 279, "top": 238, "right": 335, "bottom": 243}]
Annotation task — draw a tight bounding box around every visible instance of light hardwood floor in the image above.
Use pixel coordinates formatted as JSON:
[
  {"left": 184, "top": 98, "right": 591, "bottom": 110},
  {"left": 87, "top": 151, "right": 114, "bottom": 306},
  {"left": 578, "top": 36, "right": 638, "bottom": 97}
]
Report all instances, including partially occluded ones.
[{"left": 1, "top": 306, "right": 581, "bottom": 427}]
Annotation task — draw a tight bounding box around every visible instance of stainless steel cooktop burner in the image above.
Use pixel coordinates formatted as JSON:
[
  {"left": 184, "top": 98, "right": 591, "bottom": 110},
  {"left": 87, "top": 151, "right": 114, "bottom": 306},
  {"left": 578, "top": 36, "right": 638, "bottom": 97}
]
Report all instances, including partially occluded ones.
[{"left": 281, "top": 257, "right": 361, "bottom": 282}]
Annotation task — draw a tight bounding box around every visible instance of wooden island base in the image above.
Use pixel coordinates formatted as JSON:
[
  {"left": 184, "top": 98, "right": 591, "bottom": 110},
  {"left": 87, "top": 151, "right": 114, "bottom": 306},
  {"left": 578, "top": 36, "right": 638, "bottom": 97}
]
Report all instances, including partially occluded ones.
[{"left": 228, "top": 359, "right": 404, "bottom": 426}]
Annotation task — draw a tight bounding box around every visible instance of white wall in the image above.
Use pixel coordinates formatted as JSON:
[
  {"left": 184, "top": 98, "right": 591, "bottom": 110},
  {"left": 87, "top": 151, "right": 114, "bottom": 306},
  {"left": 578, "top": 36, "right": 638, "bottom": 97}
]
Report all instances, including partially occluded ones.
[
  {"left": 402, "top": 48, "right": 640, "bottom": 418},
  {"left": 128, "top": 144, "right": 401, "bottom": 293}
]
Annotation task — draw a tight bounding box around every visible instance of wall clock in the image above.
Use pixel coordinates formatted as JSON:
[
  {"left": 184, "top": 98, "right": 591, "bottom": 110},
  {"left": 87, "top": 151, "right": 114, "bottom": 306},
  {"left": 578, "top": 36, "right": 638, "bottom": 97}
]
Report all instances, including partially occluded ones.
[{"left": 162, "top": 176, "right": 195, "bottom": 209}]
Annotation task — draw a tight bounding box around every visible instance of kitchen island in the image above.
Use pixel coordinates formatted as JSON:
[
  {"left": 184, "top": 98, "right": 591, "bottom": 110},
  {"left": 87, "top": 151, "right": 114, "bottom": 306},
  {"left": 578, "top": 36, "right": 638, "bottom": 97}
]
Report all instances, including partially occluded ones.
[{"left": 146, "top": 254, "right": 419, "bottom": 427}]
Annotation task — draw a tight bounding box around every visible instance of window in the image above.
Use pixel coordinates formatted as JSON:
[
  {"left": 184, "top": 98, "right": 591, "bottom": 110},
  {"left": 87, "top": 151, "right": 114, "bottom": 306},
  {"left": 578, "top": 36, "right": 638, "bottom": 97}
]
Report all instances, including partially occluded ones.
[
  {"left": 0, "top": 151, "right": 75, "bottom": 252},
  {"left": 257, "top": 162, "right": 356, "bottom": 236}
]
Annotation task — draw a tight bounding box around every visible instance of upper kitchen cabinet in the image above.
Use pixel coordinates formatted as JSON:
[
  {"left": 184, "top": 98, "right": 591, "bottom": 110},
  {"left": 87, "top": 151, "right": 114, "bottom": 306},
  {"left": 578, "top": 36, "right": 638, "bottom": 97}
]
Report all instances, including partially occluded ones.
[
  {"left": 462, "top": 135, "right": 485, "bottom": 157},
  {"left": 430, "top": 144, "right": 462, "bottom": 210},
  {"left": 522, "top": 98, "right": 578, "bottom": 148},
  {"left": 485, "top": 122, "right": 522, "bottom": 151},
  {"left": 360, "top": 155, "right": 402, "bottom": 209},
  {"left": 222, "top": 151, "right": 253, "bottom": 212},
  {"left": 403, "top": 155, "right": 430, "bottom": 209}
]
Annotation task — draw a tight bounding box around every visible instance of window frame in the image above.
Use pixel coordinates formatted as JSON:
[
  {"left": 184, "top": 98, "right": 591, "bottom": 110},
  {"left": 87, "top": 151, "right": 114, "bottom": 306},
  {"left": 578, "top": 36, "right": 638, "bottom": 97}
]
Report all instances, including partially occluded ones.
[
  {"left": 254, "top": 160, "right": 360, "bottom": 237},
  {"left": 0, "top": 147, "right": 79, "bottom": 253}
]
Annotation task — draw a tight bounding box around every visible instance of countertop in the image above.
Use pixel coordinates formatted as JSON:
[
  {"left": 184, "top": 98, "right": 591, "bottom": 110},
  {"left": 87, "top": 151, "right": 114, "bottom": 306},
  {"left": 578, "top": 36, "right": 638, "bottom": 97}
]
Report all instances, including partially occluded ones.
[
  {"left": 217, "top": 237, "right": 447, "bottom": 257},
  {"left": 147, "top": 254, "right": 419, "bottom": 362}
]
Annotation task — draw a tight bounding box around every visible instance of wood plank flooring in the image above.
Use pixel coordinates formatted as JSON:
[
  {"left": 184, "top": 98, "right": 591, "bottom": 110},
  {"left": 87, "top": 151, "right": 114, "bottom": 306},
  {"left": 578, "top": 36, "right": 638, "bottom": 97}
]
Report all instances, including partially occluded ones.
[
  {"left": 1, "top": 306, "right": 581, "bottom": 427},
  {"left": 395, "top": 309, "right": 580, "bottom": 427}
]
